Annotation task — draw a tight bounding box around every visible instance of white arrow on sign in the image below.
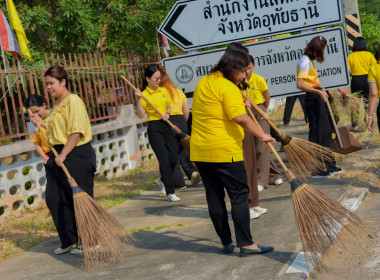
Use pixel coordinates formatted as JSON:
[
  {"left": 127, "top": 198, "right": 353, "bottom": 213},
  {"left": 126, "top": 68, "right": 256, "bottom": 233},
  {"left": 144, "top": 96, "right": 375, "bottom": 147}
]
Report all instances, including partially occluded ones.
[
  {"left": 158, "top": 0, "right": 344, "bottom": 51},
  {"left": 163, "top": 27, "right": 350, "bottom": 98}
]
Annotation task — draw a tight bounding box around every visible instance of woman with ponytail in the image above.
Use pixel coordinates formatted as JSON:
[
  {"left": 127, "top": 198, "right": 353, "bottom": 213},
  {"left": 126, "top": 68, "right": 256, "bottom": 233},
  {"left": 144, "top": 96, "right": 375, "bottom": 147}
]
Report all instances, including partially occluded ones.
[{"left": 134, "top": 66, "right": 181, "bottom": 202}]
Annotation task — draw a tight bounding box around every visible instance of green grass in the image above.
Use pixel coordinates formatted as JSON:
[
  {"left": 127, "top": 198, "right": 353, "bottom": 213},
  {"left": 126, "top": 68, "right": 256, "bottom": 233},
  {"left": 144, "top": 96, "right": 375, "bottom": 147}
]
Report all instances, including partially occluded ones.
[{"left": 129, "top": 223, "right": 192, "bottom": 233}]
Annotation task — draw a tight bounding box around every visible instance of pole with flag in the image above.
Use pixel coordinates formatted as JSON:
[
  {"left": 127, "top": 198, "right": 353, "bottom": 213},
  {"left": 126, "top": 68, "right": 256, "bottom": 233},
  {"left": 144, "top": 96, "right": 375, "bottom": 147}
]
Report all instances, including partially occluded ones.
[
  {"left": 0, "top": 8, "right": 21, "bottom": 94},
  {"left": 6, "top": 0, "right": 31, "bottom": 62}
]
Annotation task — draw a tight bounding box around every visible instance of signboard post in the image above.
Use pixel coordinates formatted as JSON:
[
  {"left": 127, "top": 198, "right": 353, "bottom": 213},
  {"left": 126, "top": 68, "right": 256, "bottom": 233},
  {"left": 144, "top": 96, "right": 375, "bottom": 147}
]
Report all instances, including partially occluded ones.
[
  {"left": 163, "top": 27, "right": 350, "bottom": 98},
  {"left": 158, "top": 0, "right": 344, "bottom": 51}
]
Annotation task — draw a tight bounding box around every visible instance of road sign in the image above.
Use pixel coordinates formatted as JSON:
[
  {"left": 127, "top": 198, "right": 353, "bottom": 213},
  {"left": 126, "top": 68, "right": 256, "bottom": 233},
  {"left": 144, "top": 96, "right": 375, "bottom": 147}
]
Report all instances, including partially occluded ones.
[
  {"left": 163, "top": 27, "right": 350, "bottom": 98},
  {"left": 158, "top": 0, "right": 344, "bottom": 51}
]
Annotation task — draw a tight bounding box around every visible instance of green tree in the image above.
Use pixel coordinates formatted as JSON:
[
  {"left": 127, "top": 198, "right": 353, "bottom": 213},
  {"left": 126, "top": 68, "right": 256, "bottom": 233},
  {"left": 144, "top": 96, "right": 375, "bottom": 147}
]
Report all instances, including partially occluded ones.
[
  {"left": 359, "top": 1, "right": 380, "bottom": 53},
  {"left": 0, "top": 0, "right": 177, "bottom": 62}
]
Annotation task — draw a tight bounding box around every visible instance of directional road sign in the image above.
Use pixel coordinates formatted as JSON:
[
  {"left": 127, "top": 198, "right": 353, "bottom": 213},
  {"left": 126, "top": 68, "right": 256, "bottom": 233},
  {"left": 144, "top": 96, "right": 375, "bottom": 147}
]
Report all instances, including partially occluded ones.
[
  {"left": 158, "top": 0, "right": 344, "bottom": 50},
  {"left": 163, "top": 27, "right": 350, "bottom": 98}
]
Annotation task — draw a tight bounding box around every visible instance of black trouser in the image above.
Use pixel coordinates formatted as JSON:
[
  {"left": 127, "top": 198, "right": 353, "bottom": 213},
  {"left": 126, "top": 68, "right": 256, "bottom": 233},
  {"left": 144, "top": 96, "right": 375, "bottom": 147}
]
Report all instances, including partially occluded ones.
[
  {"left": 305, "top": 91, "right": 337, "bottom": 170},
  {"left": 148, "top": 120, "right": 178, "bottom": 195},
  {"left": 195, "top": 161, "right": 253, "bottom": 248},
  {"left": 350, "top": 75, "right": 369, "bottom": 127},
  {"left": 170, "top": 115, "right": 197, "bottom": 181},
  {"left": 45, "top": 143, "right": 96, "bottom": 249},
  {"left": 283, "top": 94, "right": 308, "bottom": 124}
]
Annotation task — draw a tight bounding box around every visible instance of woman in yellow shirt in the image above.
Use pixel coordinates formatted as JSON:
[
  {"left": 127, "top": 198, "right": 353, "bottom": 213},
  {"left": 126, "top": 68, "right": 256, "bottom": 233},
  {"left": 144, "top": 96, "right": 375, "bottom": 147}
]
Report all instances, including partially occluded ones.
[
  {"left": 27, "top": 94, "right": 51, "bottom": 164},
  {"left": 296, "top": 36, "right": 343, "bottom": 177},
  {"left": 160, "top": 67, "right": 200, "bottom": 188},
  {"left": 368, "top": 45, "right": 380, "bottom": 133},
  {"left": 347, "top": 37, "right": 377, "bottom": 131},
  {"left": 191, "top": 49, "right": 274, "bottom": 256},
  {"left": 134, "top": 66, "right": 180, "bottom": 202},
  {"left": 33, "top": 65, "right": 96, "bottom": 255}
]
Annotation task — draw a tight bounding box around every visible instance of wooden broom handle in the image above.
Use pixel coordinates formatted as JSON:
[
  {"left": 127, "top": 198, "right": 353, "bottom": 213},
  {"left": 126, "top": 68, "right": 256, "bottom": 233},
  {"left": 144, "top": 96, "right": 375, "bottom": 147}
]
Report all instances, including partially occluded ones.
[
  {"left": 246, "top": 106, "right": 288, "bottom": 172},
  {"left": 27, "top": 109, "right": 73, "bottom": 179},
  {"left": 241, "top": 91, "right": 283, "bottom": 136},
  {"left": 121, "top": 75, "right": 179, "bottom": 132},
  {"left": 322, "top": 87, "right": 343, "bottom": 149}
]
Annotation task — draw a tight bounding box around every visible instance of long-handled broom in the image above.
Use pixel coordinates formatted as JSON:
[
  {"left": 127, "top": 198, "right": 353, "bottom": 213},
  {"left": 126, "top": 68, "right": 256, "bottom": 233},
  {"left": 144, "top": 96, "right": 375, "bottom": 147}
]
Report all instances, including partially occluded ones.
[
  {"left": 121, "top": 75, "right": 190, "bottom": 153},
  {"left": 28, "top": 110, "right": 134, "bottom": 270},
  {"left": 240, "top": 89, "right": 334, "bottom": 180},
  {"left": 245, "top": 106, "right": 363, "bottom": 269}
]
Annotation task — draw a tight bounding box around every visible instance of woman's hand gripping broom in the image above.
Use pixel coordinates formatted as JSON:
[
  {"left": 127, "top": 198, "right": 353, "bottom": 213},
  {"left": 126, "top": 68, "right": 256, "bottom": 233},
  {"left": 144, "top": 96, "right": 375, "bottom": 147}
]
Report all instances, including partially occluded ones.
[
  {"left": 121, "top": 75, "right": 190, "bottom": 153},
  {"left": 245, "top": 105, "right": 363, "bottom": 269},
  {"left": 28, "top": 109, "right": 134, "bottom": 271}
]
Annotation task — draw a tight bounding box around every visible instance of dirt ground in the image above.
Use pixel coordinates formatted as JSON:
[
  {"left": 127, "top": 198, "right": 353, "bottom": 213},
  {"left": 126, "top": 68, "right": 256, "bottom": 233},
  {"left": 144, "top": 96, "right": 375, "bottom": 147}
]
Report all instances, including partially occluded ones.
[{"left": 308, "top": 142, "right": 380, "bottom": 280}]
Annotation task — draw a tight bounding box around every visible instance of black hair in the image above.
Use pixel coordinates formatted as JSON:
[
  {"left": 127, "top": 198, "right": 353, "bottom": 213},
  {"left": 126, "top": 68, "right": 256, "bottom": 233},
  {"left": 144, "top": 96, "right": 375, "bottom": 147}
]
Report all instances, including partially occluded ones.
[
  {"left": 352, "top": 37, "right": 368, "bottom": 52},
  {"left": 142, "top": 65, "right": 159, "bottom": 91},
  {"left": 304, "top": 36, "right": 327, "bottom": 63},
  {"left": 376, "top": 44, "right": 380, "bottom": 62},
  {"left": 44, "top": 65, "right": 69, "bottom": 88},
  {"left": 226, "top": 42, "right": 249, "bottom": 54},
  {"left": 211, "top": 50, "right": 249, "bottom": 84},
  {"left": 248, "top": 55, "right": 255, "bottom": 65},
  {"left": 26, "top": 94, "right": 47, "bottom": 108}
]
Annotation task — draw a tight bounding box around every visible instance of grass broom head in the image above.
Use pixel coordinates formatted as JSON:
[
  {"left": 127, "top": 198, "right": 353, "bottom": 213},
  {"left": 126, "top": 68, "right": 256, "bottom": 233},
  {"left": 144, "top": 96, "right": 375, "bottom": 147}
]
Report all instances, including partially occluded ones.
[
  {"left": 289, "top": 172, "right": 364, "bottom": 269},
  {"left": 280, "top": 134, "right": 335, "bottom": 181},
  {"left": 69, "top": 178, "right": 135, "bottom": 270},
  {"left": 171, "top": 125, "right": 191, "bottom": 154}
]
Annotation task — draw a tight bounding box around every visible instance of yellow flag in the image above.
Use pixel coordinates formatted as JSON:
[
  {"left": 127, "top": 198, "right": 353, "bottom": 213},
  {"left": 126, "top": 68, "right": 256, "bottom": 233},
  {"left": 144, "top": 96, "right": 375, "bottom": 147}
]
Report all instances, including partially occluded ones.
[{"left": 7, "top": 0, "right": 32, "bottom": 61}]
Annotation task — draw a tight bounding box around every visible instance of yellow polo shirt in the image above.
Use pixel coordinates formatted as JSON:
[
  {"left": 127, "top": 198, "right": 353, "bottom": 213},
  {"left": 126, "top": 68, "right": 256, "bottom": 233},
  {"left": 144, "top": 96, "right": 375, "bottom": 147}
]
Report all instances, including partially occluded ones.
[
  {"left": 247, "top": 73, "right": 268, "bottom": 104},
  {"left": 190, "top": 71, "right": 246, "bottom": 163},
  {"left": 348, "top": 51, "right": 377, "bottom": 76},
  {"left": 47, "top": 94, "right": 92, "bottom": 146},
  {"left": 368, "top": 63, "right": 380, "bottom": 97},
  {"left": 297, "top": 55, "right": 320, "bottom": 88},
  {"left": 28, "top": 113, "right": 51, "bottom": 153},
  {"left": 141, "top": 86, "right": 170, "bottom": 121},
  {"left": 169, "top": 88, "right": 187, "bottom": 115}
]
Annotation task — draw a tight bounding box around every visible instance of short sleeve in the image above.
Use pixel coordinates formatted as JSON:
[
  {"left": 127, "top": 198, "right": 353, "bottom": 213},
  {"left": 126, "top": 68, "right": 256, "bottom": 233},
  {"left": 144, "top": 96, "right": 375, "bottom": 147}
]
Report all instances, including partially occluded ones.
[
  {"left": 368, "top": 67, "right": 376, "bottom": 83},
  {"left": 347, "top": 54, "right": 352, "bottom": 72},
  {"left": 221, "top": 82, "right": 246, "bottom": 120},
  {"left": 178, "top": 89, "right": 187, "bottom": 103},
  {"left": 66, "top": 96, "right": 90, "bottom": 137},
  {"left": 258, "top": 77, "right": 269, "bottom": 92},
  {"left": 297, "top": 56, "right": 310, "bottom": 79},
  {"left": 141, "top": 94, "right": 148, "bottom": 110}
]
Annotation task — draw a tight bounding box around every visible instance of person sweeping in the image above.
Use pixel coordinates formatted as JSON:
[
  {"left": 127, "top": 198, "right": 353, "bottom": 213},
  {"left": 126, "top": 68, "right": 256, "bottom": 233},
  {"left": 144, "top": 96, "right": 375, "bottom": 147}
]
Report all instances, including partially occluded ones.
[
  {"left": 30, "top": 65, "right": 96, "bottom": 255},
  {"left": 134, "top": 66, "right": 181, "bottom": 202},
  {"left": 27, "top": 94, "right": 51, "bottom": 164},
  {"left": 296, "top": 36, "right": 343, "bottom": 178},
  {"left": 191, "top": 48, "right": 275, "bottom": 256}
]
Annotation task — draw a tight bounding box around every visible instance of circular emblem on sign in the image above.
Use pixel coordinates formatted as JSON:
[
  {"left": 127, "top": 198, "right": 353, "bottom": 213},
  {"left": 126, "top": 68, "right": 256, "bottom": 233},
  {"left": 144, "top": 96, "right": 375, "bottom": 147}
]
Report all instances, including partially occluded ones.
[{"left": 175, "top": 65, "right": 193, "bottom": 84}]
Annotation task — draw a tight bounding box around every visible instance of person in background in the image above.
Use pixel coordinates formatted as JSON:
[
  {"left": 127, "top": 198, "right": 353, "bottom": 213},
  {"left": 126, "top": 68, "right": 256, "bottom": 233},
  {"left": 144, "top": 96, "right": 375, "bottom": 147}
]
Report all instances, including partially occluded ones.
[
  {"left": 347, "top": 37, "right": 377, "bottom": 131},
  {"left": 26, "top": 94, "right": 51, "bottom": 164},
  {"left": 225, "top": 43, "right": 268, "bottom": 220},
  {"left": 367, "top": 44, "right": 380, "bottom": 133},
  {"left": 245, "top": 55, "right": 283, "bottom": 193},
  {"left": 30, "top": 65, "right": 96, "bottom": 255},
  {"left": 283, "top": 95, "right": 308, "bottom": 126},
  {"left": 159, "top": 67, "right": 201, "bottom": 190},
  {"left": 134, "top": 66, "right": 181, "bottom": 202},
  {"left": 191, "top": 49, "right": 274, "bottom": 256},
  {"left": 296, "top": 36, "right": 343, "bottom": 178}
]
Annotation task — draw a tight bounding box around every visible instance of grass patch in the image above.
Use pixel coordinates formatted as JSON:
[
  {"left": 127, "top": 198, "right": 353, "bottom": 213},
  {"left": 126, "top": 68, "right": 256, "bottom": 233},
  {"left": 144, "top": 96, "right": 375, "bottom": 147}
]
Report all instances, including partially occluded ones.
[
  {"left": 0, "top": 158, "right": 160, "bottom": 263},
  {"left": 129, "top": 223, "right": 192, "bottom": 233}
]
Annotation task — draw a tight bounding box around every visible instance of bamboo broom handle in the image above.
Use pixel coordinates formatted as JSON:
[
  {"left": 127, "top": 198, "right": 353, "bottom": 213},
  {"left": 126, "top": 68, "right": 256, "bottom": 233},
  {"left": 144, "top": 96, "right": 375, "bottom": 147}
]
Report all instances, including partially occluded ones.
[
  {"left": 121, "top": 75, "right": 179, "bottom": 132},
  {"left": 27, "top": 109, "right": 73, "bottom": 179},
  {"left": 246, "top": 106, "right": 289, "bottom": 172},
  {"left": 240, "top": 91, "right": 283, "bottom": 136},
  {"left": 322, "top": 87, "right": 343, "bottom": 149}
]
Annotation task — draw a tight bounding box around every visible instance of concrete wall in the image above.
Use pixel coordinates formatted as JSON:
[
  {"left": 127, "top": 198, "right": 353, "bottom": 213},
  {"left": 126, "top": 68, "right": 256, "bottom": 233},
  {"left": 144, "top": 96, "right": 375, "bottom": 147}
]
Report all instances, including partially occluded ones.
[{"left": 0, "top": 105, "right": 153, "bottom": 218}]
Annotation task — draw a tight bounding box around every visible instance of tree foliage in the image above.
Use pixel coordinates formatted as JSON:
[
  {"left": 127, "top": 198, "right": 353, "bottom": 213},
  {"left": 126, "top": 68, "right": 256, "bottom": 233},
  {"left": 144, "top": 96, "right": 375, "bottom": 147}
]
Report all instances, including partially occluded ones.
[
  {"left": 359, "top": 1, "right": 380, "bottom": 53},
  {"left": 0, "top": 0, "right": 177, "bottom": 62}
]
